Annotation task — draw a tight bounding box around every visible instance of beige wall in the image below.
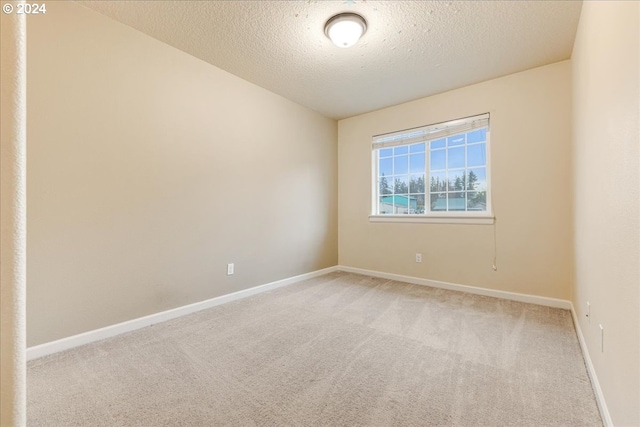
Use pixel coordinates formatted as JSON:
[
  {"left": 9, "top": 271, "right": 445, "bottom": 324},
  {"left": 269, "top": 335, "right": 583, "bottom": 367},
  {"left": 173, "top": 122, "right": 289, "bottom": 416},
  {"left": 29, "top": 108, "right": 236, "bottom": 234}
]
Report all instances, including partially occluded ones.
[
  {"left": 338, "top": 61, "right": 572, "bottom": 300},
  {"left": 571, "top": 2, "right": 640, "bottom": 425},
  {"left": 26, "top": 2, "right": 338, "bottom": 347}
]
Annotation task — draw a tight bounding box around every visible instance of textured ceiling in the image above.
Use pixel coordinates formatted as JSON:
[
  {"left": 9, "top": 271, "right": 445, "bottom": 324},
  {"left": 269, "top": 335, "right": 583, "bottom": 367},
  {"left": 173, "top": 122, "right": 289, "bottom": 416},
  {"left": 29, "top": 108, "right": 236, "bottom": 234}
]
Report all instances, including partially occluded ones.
[{"left": 80, "top": 1, "right": 583, "bottom": 119}]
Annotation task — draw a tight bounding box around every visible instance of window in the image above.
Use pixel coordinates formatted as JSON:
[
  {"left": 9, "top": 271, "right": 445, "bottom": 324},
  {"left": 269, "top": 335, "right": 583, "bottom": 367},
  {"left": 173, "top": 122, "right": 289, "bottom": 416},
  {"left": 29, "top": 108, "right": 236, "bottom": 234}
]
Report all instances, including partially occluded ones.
[{"left": 372, "top": 113, "right": 491, "bottom": 222}]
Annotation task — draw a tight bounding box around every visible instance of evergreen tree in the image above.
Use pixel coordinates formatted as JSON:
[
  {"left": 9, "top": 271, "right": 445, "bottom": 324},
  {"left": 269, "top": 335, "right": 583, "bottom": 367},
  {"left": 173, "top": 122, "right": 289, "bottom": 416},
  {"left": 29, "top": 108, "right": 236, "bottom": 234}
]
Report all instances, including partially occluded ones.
[
  {"left": 380, "top": 174, "right": 392, "bottom": 195},
  {"left": 430, "top": 177, "right": 446, "bottom": 192},
  {"left": 409, "top": 176, "right": 425, "bottom": 193},
  {"left": 394, "top": 178, "right": 408, "bottom": 194},
  {"left": 467, "top": 170, "right": 478, "bottom": 190},
  {"left": 454, "top": 176, "right": 463, "bottom": 191}
]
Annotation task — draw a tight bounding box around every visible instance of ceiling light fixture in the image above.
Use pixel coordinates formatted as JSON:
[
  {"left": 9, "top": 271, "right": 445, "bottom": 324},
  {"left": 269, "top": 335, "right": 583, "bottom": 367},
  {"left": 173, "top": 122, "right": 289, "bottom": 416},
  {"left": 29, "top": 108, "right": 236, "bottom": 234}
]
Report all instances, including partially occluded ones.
[{"left": 324, "top": 13, "right": 367, "bottom": 48}]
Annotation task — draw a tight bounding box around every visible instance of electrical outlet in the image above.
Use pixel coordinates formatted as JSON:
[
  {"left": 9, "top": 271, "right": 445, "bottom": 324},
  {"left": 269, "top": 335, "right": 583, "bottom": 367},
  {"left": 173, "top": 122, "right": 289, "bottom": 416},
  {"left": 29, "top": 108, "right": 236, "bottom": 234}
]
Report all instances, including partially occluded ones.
[
  {"left": 586, "top": 302, "right": 590, "bottom": 324},
  {"left": 415, "top": 253, "right": 422, "bottom": 263},
  {"left": 227, "top": 263, "right": 234, "bottom": 276}
]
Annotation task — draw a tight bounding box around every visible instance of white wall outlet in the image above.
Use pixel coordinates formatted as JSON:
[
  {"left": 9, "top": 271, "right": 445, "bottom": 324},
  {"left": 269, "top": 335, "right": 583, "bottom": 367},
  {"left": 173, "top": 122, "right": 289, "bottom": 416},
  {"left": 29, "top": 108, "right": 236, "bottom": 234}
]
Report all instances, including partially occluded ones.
[
  {"left": 599, "top": 324, "right": 604, "bottom": 352},
  {"left": 586, "top": 301, "right": 590, "bottom": 324},
  {"left": 227, "top": 263, "right": 234, "bottom": 276},
  {"left": 415, "top": 253, "right": 422, "bottom": 263}
]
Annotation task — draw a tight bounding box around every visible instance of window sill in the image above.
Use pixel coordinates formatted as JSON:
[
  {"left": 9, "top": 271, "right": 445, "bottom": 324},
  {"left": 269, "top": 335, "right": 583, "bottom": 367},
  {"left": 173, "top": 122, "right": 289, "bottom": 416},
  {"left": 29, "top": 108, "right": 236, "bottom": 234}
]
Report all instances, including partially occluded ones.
[{"left": 369, "top": 215, "right": 494, "bottom": 225}]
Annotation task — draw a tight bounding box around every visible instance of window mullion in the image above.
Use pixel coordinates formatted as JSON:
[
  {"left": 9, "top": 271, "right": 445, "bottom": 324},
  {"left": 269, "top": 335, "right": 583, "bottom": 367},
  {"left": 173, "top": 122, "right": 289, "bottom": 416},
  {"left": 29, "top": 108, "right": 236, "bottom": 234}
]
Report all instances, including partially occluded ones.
[
  {"left": 445, "top": 142, "right": 448, "bottom": 212},
  {"left": 464, "top": 134, "right": 468, "bottom": 212},
  {"left": 374, "top": 150, "right": 379, "bottom": 214},
  {"left": 424, "top": 146, "right": 429, "bottom": 215}
]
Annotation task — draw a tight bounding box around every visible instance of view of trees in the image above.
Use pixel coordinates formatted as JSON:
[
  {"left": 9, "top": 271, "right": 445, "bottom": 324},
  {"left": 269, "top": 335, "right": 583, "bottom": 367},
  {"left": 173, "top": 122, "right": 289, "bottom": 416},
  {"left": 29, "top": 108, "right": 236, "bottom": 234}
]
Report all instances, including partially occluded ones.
[
  {"left": 429, "top": 170, "right": 478, "bottom": 192},
  {"left": 379, "top": 175, "right": 427, "bottom": 195},
  {"left": 380, "top": 171, "right": 480, "bottom": 194},
  {"left": 377, "top": 125, "right": 489, "bottom": 213},
  {"left": 379, "top": 175, "right": 392, "bottom": 194},
  {"left": 379, "top": 171, "right": 486, "bottom": 212}
]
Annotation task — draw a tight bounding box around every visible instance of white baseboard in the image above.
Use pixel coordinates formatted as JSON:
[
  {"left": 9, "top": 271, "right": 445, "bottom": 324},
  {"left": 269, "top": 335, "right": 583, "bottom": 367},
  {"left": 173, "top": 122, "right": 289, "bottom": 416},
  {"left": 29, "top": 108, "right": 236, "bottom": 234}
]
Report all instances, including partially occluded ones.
[
  {"left": 569, "top": 304, "right": 613, "bottom": 427},
  {"left": 26, "top": 266, "right": 339, "bottom": 361},
  {"left": 336, "top": 265, "right": 572, "bottom": 309}
]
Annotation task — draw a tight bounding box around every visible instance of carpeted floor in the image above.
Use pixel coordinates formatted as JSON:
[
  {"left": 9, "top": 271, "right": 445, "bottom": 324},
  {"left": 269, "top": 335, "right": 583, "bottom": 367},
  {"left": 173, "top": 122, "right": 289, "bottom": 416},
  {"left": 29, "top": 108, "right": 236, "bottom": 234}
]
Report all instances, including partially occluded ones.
[{"left": 28, "top": 271, "right": 602, "bottom": 426}]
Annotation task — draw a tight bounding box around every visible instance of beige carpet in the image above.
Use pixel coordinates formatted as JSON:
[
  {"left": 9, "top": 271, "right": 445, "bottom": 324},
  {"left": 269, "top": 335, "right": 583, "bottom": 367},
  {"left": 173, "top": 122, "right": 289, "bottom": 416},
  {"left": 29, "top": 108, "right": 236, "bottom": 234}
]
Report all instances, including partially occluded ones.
[{"left": 28, "top": 271, "right": 602, "bottom": 426}]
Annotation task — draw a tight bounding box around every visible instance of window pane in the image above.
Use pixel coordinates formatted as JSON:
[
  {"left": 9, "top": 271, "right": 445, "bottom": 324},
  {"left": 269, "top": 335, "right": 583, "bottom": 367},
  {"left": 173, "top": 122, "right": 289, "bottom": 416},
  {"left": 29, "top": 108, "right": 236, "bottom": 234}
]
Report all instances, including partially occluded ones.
[
  {"left": 467, "top": 128, "right": 486, "bottom": 143},
  {"left": 380, "top": 195, "right": 413, "bottom": 215},
  {"left": 448, "top": 169, "right": 466, "bottom": 191},
  {"left": 468, "top": 167, "right": 486, "bottom": 191},
  {"left": 408, "top": 195, "right": 419, "bottom": 214},
  {"left": 430, "top": 193, "right": 446, "bottom": 211},
  {"left": 447, "top": 192, "right": 466, "bottom": 211},
  {"left": 379, "top": 176, "right": 393, "bottom": 195},
  {"left": 380, "top": 148, "right": 393, "bottom": 158},
  {"left": 379, "top": 196, "right": 394, "bottom": 215},
  {"left": 448, "top": 135, "right": 465, "bottom": 146},
  {"left": 394, "top": 155, "right": 408, "bottom": 174},
  {"left": 410, "top": 142, "right": 425, "bottom": 153},
  {"left": 467, "top": 191, "right": 487, "bottom": 211},
  {"left": 448, "top": 146, "right": 465, "bottom": 168},
  {"left": 393, "top": 176, "right": 409, "bottom": 194},
  {"left": 394, "top": 146, "right": 408, "bottom": 155},
  {"left": 409, "top": 174, "right": 425, "bottom": 193},
  {"left": 379, "top": 157, "right": 392, "bottom": 176},
  {"left": 467, "top": 143, "right": 486, "bottom": 167},
  {"left": 429, "top": 171, "right": 447, "bottom": 192},
  {"left": 409, "top": 153, "right": 425, "bottom": 173},
  {"left": 431, "top": 138, "right": 446, "bottom": 149},
  {"left": 415, "top": 194, "right": 426, "bottom": 214},
  {"left": 397, "top": 195, "right": 413, "bottom": 214},
  {"left": 430, "top": 149, "right": 445, "bottom": 170}
]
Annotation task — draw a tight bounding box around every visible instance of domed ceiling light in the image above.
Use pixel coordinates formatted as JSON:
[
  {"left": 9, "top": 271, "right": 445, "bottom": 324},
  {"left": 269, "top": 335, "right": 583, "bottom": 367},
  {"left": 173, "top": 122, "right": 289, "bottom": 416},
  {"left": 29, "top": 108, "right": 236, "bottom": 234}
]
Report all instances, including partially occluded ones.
[{"left": 324, "top": 13, "right": 367, "bottom": 48}]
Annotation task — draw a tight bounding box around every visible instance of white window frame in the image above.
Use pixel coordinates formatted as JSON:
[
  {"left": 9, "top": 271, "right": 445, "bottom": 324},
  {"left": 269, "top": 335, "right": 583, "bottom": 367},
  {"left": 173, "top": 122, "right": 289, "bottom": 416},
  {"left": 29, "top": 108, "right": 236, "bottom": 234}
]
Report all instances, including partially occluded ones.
[{"left": 370, "top": 113, "right": 494, "bottom": 225}]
